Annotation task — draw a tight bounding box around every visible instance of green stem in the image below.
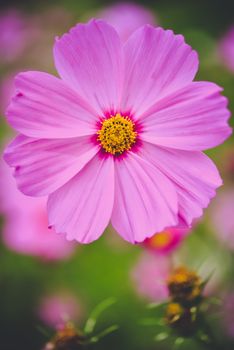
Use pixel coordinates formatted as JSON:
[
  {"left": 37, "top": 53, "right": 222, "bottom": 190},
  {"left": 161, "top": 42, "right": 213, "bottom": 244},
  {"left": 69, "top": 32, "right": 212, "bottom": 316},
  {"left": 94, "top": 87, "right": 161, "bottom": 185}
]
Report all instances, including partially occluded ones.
[{"left": 89, "top": 325, "right": 119, "bottom": 343}]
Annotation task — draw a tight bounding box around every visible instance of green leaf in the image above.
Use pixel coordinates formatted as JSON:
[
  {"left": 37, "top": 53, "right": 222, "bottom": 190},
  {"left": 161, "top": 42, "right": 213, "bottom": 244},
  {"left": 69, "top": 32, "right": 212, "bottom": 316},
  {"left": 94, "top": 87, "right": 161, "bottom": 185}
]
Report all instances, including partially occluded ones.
[
  {"left": 201, "top": 270, "right": 215, "bottom": 290},
  {"left": 190, "top": 306, "right": 197, "bottom": 322},
  {"left": 139, "top": 318, "right": 165, "bottom": 326},
  {"left": 36, "top": 325, "right": 51, "bottom": 338},
  {"left": 208, "top": 297, "right": 222, "bottom": 306},
  {"left": 147, "top": 301, "right": 168, "bottom": 309},
  {"left": 84, "top": 297, "right": 117, "bottom": 334},
  {"left": 154, "top": 332, "right": 168, "bottom": 342},
  {"left": 198, "top": 332, "right": 211, "bottom": 344},
  {"left": 174, "top": 337, "right": 185, "bottom": 348}
]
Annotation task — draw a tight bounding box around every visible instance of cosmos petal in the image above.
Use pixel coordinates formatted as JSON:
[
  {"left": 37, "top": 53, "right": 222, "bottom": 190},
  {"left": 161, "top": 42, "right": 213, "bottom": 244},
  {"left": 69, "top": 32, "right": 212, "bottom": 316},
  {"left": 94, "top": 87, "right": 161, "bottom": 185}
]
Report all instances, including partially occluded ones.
[
  {"left": 111, "top": 152, "right": 178, "bottom": 243},
  {"left": 6, "top": 71, "right": 97, "bottom": 138},
  {"left": 141, "top": 82, "right": 232, "bottom": 150},
  {"left": 54, "top": 19, "right": 123, "bottom": 115},
  {"left": 4, "top": 134, "right": 99, "bottom": 196},
  {"left": 139, "top": 142, "right": 222, "bottom": 225},
  {"left": 48, "top": 155, "right": 114, "bottom": 243},
  {"left": 121, "top": 25, "right": 198, "bottom": 117}
]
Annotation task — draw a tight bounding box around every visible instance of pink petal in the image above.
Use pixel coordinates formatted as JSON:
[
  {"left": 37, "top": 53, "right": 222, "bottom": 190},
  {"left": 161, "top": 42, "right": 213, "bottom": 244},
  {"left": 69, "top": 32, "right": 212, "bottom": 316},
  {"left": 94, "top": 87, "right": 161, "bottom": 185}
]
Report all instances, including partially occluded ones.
[
  {"left": 141, "top": 82, "right": 232, "bottom": 150},
  {"left": 121, "top": 25, "right": 198, "bottom": 117},
  {"left": 111, "top": 152, "right": 178, "bottom": 243},
  {"left": 48, "top": 155, "right": 114, "bottom": 243},
  {"left": 139, "top": 143, "right": 222, "bottom": 225},
  {"left": 6, "top": 71, "right": 97, "bottom": 138},
  {"left": 54, "top": 19, "right": 123, "bottom": 115},
  {"left": 4, "top": 135, "right": 98, "bottom": 196}
]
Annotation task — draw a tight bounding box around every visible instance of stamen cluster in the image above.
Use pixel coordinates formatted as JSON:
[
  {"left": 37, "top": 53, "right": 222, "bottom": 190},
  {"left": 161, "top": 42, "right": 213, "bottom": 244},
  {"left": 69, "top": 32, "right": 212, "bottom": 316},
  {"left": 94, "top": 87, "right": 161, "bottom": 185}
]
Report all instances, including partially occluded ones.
[
  {"left": 167, "top": 266, "right": 202, "bottom": 303},
  {"left": 97, "top": 113, "right": 137, "bottom": 155},
  {"left": 43, "top": 323, "right": 85, "bottom": 350}
]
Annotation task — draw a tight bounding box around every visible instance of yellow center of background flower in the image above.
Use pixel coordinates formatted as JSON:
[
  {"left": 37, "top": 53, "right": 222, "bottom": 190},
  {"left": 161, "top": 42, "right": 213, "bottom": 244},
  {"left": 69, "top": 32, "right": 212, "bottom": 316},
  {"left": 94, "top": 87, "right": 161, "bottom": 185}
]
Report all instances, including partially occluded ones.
[
  {"left": 97, "top": 113, "right": 137, "bottom": 155},
  {"left": 148, "top": 231, "right": 173, "bottom": 249}
]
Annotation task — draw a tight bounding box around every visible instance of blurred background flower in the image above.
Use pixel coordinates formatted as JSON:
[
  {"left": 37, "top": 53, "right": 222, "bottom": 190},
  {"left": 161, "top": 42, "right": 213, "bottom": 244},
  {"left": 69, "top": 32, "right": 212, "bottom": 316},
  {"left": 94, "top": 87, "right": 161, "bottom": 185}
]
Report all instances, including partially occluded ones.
[
  {"left": 131, "top": 252, "right": 170, "bottom": 302},
  {"left": 218, "top": 26, "right": 234, "bottom": 73},
  {"left": 0, "top": 9, "right": 29, "bottom": 63},
  {"left": 98, "top": 2, "right": 157, "bottom": 41},
  {"left": 0, "top": 157, "right": 76, "bottom": 261},
  {"left": 37, "top": 291, "right": 82, "bottom": 329},
  {"left": 142, "top": 227, "right": 190, "bottom": 255}
]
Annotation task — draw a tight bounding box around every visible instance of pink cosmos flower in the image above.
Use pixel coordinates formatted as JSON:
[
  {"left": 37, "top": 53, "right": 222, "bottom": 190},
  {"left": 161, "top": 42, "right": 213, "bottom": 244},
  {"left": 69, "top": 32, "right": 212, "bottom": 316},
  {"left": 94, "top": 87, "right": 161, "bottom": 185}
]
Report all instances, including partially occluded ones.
[
  {"left": 210, "top": 189, "right": 234, "bottom": 250},
  {"left": 218, "top": 26, "right": 234, "bottom": 73},
  {"left": 98, "top": 2, "right": 156, "bottom": 41},
  {"left": 131, "top": 252, "right": 170, "bottom": 301},
  {"left": 143, "top": 227, "right": 189, "bottom": 255},
  {"left": 0, "top": 10, "right": 28, "bottom": 63},
  {"left": 38, "top": 293, "right": 82, "bottom": 329},
  {"left": 131, "top": 252, "right": 219, "bottom": 302},
  {"left": 0, "top": 157, "right": 75, "bottom": 261},
  {"left": 4, "top": 20, "right": 231, "bottom": 244}
]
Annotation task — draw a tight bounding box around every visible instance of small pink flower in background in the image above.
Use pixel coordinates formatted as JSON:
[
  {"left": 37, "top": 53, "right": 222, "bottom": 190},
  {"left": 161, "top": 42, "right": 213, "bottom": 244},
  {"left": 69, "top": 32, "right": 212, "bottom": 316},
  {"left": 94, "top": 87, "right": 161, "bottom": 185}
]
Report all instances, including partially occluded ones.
[
  {"left": 4, "top": 20, "right": 231, "bottom": 244},
  {"left": 218, "top": 26, "right": 234, "bottom": 73},
  {"left": 210, "top": 189, "right": 234, "bottom": 250},
  {"left": 0, "top": 10, "right": 28, "bottom": 63},
  {"left": 98, "top": 2, "right": 156, "bottom": 41},
  {"left": 143, "top": 227, "right": 190, "bottom": 255},
  {"left": 0, "top": 8, "right": 73, "bottom": 115},
  {"left": 131, "top": 252, "right": 170, "bottom": 301},
  {"left": 0, "top": 158, "right": 75, "bottom": 261},
  {"left": 38, "top": 293, "right": 82, "bottom": 329}
]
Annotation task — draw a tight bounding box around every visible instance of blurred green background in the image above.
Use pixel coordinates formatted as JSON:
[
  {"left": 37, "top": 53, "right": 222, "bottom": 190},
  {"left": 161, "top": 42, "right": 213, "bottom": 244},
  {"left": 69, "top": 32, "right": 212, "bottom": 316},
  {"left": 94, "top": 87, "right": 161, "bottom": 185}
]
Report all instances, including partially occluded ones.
[{"left": 0, "top": 1, "right": 234, "bottom": 349}]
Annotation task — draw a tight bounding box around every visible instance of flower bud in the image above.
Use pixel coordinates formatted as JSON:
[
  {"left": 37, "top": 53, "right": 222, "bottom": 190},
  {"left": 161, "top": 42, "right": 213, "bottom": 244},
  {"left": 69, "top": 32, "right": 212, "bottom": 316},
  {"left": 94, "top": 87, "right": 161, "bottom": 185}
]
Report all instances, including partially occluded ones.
[{"left": 167, "top": 267, "right": 202, "bottom": 305}]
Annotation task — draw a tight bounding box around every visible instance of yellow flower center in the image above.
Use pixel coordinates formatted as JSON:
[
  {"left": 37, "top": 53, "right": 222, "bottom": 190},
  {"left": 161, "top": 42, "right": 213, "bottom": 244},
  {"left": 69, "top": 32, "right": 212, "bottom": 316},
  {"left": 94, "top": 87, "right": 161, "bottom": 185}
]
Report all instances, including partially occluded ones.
[
  {"left": 97, "top": 113, "right": 137, "bottom": 155},
  {"left": 170, "top": 267, "right": 198, "bottom": 284},
  {"left": 148, "top": 231, "right": 173, "bottom": 249}
]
